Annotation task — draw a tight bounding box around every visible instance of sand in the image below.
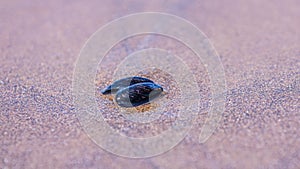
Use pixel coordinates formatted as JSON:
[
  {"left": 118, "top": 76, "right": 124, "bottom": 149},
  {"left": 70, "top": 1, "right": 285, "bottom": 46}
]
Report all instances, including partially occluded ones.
[{"left": 0, "top": 0, "right": 299, "bottom": 168}]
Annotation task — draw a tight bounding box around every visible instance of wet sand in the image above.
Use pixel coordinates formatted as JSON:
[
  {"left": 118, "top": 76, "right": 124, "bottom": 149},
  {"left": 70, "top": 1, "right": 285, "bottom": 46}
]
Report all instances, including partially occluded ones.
[{"left": 0, "top": 0, "right": 299, "bottom": 169}]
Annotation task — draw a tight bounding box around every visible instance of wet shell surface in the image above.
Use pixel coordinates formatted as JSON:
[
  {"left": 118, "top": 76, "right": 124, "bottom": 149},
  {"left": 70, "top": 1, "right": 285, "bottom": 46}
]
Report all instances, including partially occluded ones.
[
  {"left": 115, "top": 82, "right": 163, "bottom": 108},
  {"left": 101, "top": 76, "right": 154, "bottom": 95}
]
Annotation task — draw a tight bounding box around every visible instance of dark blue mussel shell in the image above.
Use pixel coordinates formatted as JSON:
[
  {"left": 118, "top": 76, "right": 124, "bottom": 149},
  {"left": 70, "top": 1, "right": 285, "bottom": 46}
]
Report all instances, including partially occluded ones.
[
  {"left": 101, "top": 76, "right": 154, "bottom": 95},
  {"left": 115, "top": 82, "right": 163, "bottom": 108}
]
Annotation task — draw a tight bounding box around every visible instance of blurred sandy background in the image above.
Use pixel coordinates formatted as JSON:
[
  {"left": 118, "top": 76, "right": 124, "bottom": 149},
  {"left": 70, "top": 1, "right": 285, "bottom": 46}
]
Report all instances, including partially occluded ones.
[{"left": 0, "top": 0, "right": 299, "bottom": 169}]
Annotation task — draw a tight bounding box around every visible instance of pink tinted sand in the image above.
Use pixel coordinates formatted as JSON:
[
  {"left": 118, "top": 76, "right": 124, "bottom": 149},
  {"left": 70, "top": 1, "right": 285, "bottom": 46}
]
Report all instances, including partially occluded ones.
[{"left": 0, "top": 0, "right": 299, "bottom": 168}]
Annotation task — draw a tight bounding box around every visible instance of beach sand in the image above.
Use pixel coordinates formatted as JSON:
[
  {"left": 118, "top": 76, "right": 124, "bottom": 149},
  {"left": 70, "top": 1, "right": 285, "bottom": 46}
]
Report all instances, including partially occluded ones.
[{"left": 0, "top": 0, "right": 299, "bottom": 168}]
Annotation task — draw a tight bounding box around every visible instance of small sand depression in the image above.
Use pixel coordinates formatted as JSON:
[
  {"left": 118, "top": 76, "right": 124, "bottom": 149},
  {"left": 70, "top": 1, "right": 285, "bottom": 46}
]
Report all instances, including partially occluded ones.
[
  {"left": 96, "top": 66, "right": 182, "bottom": 137},
  {"left": 122, "top": 102, "right": 159, "bottom": 113}
]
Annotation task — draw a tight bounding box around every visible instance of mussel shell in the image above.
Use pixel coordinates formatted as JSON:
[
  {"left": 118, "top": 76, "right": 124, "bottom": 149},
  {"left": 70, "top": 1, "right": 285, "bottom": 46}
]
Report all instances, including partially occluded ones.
[
  {"left": 101, "top": 76, "right": 154, "bottom": 95},
  {"left": 115, "top": 82, "right": 163, "bottom": 107}
]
